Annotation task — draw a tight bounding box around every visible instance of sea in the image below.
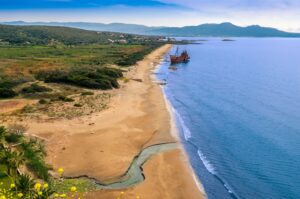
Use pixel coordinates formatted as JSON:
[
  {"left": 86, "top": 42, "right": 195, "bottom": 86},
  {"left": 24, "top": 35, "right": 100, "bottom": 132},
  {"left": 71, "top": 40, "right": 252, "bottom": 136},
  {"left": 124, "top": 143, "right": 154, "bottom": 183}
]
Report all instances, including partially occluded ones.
[{"left": 156, "top": 38, "right": 300, "bottom": 199}]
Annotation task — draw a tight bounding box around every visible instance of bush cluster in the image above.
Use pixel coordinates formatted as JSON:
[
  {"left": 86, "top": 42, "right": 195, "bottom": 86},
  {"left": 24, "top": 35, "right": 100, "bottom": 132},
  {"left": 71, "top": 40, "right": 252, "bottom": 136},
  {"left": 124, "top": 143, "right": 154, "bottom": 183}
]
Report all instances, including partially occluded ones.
[
  {"left": 36, "top": 67, "right": 123, "bottom": 90},
  {"left": 0, "top": 126, "right": 88, "bottom": 198},
  {"left": 18, "top": 140, "right": 49, "bottom": 181},
  {"left": 21, "top": 84, "right": 52, "bottom": 94},
  {"left": 117, "top": 44, "right": 160, "bottom": 66},
  {"left": 0, "top": 88, "right": 17, "bottom": 98},
  {"left": 0, "top": 78, "right": 30, "bottom": 99}
]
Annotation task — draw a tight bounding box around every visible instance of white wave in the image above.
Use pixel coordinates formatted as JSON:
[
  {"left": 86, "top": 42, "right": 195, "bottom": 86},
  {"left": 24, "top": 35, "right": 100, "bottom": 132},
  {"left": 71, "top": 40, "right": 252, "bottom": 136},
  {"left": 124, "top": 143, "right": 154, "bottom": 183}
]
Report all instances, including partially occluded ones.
[
  {"left": 197, "top": 150, "right": 217, "bottom": 175},
  {"left": 173, "top": 108, "right": 192, "bottom": 140},
  {"left": 224, "top": 183, "right": 233, "bottom": 194}
]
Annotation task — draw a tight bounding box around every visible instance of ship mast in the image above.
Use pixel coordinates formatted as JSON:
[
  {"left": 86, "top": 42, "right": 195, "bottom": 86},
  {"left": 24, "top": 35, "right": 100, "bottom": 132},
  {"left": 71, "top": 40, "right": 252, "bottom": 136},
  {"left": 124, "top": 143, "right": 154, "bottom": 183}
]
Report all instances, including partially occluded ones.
[{"left": 175, "top": 47, "right": 179, "bottom": 56}]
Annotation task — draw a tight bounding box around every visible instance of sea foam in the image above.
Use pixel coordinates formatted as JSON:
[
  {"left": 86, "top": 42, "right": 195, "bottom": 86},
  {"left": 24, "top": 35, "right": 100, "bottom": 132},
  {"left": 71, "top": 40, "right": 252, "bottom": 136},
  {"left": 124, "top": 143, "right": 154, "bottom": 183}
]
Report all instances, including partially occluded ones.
[
  {"left": 197, "top": 150, "right": 217, "bottom": 175},
  {"left": 173, "top": 108, "right": 192, "bottom": 140}
]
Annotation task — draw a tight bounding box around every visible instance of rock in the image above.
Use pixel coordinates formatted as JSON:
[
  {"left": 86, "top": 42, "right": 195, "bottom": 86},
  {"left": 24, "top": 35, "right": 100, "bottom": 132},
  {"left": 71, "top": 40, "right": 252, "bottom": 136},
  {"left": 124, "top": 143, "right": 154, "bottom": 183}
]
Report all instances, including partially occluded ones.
[{"left": 168, "top": 66, "right": 177, "bottom": 71}]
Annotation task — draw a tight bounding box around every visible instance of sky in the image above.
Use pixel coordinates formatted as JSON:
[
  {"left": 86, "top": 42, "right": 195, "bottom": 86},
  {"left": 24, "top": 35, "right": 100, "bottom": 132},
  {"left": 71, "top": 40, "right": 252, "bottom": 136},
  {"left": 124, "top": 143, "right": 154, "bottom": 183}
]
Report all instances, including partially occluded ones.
[{"left": 0, "top": 0, "right": 300, "bottom": 32}]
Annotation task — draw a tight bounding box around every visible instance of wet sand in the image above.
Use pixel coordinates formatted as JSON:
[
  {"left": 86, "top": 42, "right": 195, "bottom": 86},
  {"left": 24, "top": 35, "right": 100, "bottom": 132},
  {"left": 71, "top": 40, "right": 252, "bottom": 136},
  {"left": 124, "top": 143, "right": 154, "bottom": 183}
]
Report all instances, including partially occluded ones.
[{"left": 19, "top": 44, "right": 206, "bottom": 199}]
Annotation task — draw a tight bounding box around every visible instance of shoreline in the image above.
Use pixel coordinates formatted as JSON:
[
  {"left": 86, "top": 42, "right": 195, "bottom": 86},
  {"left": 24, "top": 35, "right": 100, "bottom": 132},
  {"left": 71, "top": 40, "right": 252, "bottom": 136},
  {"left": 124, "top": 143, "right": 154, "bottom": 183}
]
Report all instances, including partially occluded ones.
[
  {"left": 160, "top": 86, "right": 206, "bottom": 195},
  {"left": 154, "top": 53, "right": 207, "bottom": 196},
  {"left": 14, "top": 44, "right": 205, "bottom": 199}
]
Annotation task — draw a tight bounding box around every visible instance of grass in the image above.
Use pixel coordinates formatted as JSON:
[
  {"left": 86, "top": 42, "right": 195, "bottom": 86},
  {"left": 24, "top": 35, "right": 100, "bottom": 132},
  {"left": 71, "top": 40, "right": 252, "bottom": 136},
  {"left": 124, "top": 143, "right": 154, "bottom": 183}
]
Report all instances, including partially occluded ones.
[
  {"left": 52, "top": 179, "right": 96, "bottom": 194},
  {"left": 0, "top": 44, "right": 158, "bottom": 68},
  {"left": 0, "top": 164, "right": 12, "bottom": 189}
]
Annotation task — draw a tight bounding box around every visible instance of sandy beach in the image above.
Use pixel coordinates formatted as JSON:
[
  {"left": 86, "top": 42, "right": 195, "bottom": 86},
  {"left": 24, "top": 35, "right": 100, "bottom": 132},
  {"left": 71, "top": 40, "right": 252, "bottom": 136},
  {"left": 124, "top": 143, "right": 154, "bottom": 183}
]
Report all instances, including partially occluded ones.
[{"left": 15, "top": 44, "right": 206, "bottom": 199}]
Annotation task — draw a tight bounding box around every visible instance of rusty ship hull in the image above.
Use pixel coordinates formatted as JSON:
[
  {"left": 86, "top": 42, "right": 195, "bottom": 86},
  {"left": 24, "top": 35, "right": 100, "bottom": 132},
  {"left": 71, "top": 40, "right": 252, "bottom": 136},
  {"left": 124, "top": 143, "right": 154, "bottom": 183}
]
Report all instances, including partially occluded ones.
[{"left": 170, "top": 50, "right": 190, "bottom": 64}]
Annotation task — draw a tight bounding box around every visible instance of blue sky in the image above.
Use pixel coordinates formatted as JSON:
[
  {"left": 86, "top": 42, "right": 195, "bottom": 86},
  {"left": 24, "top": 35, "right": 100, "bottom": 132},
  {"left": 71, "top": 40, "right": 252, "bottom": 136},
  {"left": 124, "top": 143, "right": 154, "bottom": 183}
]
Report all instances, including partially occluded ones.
[
  {"left": 0, "top": 0, "right": 170, "bottom": 9},
  {"left": 0, "top": 0, "right": 299, "bottom": 32}
]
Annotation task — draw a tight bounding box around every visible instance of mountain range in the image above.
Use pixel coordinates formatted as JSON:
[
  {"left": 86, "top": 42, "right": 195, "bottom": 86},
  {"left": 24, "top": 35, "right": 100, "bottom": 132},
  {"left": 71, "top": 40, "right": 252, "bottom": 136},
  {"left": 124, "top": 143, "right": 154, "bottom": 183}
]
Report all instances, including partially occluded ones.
[{"left": 2, "top": 21, "right": 300, "bottom": 37}]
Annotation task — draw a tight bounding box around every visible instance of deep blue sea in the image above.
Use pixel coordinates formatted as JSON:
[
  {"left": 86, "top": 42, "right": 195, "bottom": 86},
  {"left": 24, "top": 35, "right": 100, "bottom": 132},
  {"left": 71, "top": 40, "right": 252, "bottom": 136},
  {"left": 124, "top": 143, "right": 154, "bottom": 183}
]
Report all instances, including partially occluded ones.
[{"left": 156, "top": 38, "right": 300, "bottom": 199}]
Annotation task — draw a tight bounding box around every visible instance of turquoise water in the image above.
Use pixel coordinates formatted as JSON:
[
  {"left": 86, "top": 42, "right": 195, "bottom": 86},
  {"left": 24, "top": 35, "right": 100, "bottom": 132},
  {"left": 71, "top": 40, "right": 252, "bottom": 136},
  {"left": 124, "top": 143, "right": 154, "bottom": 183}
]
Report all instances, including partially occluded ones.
[{"left": 157, "top": 38, "right": 300, "bottom": 199}]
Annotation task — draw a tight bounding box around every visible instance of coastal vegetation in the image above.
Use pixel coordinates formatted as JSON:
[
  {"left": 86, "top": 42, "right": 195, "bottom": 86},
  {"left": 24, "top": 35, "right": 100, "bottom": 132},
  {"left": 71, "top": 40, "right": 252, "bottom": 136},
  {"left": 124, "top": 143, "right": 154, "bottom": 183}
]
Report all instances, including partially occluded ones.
[
  {"left": 0, "top": 125, "right": 92, "bottom": 198},
  {"left": 0, "top": 25, "right": 165, "bottom": 120},
  {"left": 0, "top": 37, "right": 162, "bottom": 95},
  {"left": 36, "top": 66, "right": 123, "bottom": 90},
  {"left": 0, "top": 124, "right": 145, "bottom": 198}
]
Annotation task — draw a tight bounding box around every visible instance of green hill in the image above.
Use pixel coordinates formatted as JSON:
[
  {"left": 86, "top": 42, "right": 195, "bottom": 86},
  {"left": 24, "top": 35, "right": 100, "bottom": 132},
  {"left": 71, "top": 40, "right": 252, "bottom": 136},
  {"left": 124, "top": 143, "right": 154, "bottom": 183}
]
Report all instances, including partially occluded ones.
[{"left": 0, "top": 24, "right": 163, "bottom": 45}]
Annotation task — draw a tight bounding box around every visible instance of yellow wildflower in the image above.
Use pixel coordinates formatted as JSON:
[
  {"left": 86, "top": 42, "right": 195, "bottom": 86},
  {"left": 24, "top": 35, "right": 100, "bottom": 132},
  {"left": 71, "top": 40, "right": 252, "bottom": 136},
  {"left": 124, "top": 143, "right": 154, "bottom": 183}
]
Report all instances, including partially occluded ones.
[
  {"left": 17, "top": 193, "right": 23, "bottom": 198},
  {"left": 34, "top": 183, "right": 42, "bottom": 190},
  {"left": 58, "top": 168, "right": 64, "bottom": 176},
  {"left": 43, "top": 183, "right": 49, "bottom": 189},
  {"left": 10, "top": 184, "right": 15, "bottom": 189},
  {"left": 38, "top": 191, "right": 43, "bottom": 196},
  {"left": 60, "top": 193, "right": 66, "bottom": 198},
  {"left": 70, "top": 186, "right": 77, "bottom": 192}
]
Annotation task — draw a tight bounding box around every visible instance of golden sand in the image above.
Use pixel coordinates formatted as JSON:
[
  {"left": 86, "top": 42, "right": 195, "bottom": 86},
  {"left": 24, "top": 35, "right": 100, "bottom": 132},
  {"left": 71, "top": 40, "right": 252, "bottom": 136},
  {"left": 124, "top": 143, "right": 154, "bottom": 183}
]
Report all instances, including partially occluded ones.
[{"left": 14, "top": 44, "right": 206, "bottom": 199}]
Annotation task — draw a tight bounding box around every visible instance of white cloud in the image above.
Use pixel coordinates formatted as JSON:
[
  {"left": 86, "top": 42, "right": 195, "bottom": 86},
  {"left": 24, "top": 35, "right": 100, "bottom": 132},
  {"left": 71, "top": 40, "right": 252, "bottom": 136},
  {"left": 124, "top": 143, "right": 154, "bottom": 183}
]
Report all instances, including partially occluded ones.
[{"left": 156, "top": 0, "right": 300, "bottom": 10}]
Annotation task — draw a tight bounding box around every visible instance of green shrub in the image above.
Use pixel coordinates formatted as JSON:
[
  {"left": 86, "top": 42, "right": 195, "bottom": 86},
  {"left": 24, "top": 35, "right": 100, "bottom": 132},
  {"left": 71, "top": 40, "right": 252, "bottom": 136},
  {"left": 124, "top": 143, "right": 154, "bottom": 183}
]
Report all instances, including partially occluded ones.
[
  {"left": 0, "top": 79, "right": 25, "bottom": 89},
  {"left": 116, "top": 45, "right": 160, "bottom": 66},
  {"left": 21, "top": 105, "right": 35, "bottom": 113},
  {"left": 5, "top": 133, "right": 22, "bottom": 144},
  {"left": 20, "top": 140, "right": 50, "bottom": 181},
  {"left": 7, "top": 123, "right": 28, "bottom": 135},
  {"left": 0, "top": 88, "right": 17, "bottom": 98},
  {"left": 26, "top": 157, "right": 49, "bottom": 181},
  {"left": 74, "top": 103, "right": 83, "bottom": 107},
  {"left": 21, "top": 84, "right": 52, "bottom": 94},
  {"left": 36, "top": 66, "right": 123, "bottom": 90},
  {"left": 38, "top": 99, "right": 48, "bottom": 104},
  {"left": 5, "top": 124, "right": 26, "bottom": 143},
  {"left": 81, "top": 91, "right": 94, "bottom": 96},
  {"left": 58, "top": 95, "right": 74, "bottom": 102}
]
